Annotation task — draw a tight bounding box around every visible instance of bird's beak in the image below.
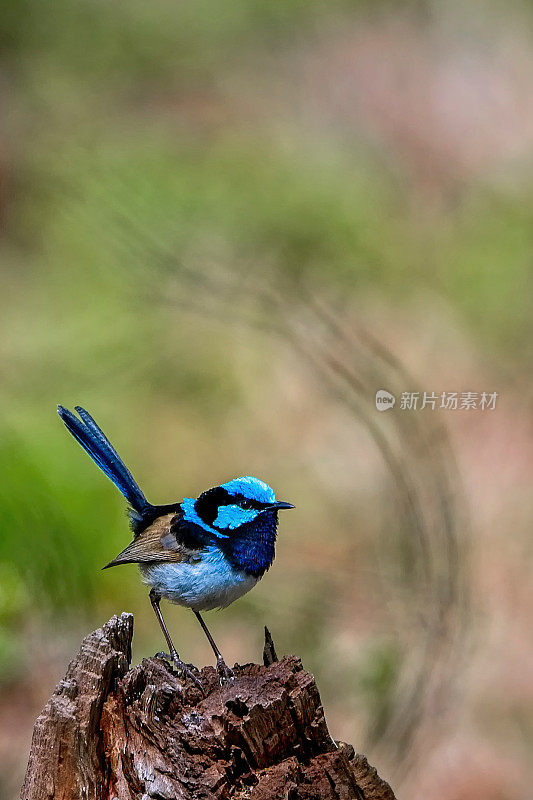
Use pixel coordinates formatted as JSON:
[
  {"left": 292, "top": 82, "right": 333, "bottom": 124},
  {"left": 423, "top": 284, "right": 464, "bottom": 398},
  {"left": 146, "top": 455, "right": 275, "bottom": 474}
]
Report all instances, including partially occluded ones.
[{"left": 266, "top": 501, "right": 295, "bottom": 511}]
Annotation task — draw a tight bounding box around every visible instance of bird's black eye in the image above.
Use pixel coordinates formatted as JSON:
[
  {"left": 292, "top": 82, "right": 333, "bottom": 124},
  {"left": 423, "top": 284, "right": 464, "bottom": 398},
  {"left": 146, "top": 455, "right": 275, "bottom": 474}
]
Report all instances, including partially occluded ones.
[{"left": 241, "top": 499, "right": 253, "bottom": 510}]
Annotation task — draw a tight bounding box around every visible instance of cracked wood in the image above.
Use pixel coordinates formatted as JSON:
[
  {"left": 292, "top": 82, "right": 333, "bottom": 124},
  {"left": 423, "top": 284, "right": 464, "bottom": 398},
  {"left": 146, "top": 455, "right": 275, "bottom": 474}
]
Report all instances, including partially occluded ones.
[{"left": 21, "top": 614, "right": 396, "bottom": 800}]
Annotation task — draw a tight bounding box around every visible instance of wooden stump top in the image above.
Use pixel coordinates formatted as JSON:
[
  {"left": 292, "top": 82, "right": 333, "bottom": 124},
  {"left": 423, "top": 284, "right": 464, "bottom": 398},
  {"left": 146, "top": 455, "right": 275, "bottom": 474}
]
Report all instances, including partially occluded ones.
[{"left": 21, "top": 613, "right": 396, "bottom": 800}]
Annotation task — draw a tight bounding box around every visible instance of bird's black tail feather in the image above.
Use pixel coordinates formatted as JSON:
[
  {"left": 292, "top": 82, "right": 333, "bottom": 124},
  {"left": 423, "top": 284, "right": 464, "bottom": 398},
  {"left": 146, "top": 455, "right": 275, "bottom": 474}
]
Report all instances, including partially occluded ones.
[{"left": 57, "top": 405, "right": 151, "bottom": 514}]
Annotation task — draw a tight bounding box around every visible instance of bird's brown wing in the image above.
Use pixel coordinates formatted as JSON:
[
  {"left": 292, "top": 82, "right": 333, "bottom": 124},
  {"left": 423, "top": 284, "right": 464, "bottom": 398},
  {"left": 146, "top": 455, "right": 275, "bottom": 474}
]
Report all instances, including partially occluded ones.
[{"left": 103, "top": 513, "right": 200, "bottom": 568}]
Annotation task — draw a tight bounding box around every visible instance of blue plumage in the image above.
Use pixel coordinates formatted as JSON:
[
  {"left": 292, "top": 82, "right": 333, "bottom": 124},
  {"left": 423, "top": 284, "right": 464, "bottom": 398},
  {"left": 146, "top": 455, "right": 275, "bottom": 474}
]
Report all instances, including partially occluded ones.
[
  {"left": 180, "top": 496, "right": 222, "bottom": 536},
  {"left": 57, "top": 405, "right": 149, "bottom": 514},
  {"left": 57, "top": 405, "right": 294, "bottom": 683},
  {"left": 221, "top": 476, "right": 276, "bottom": 504},
  {"left": 221, "top": 509, "right": 278, "bottom": 578},
  {"left": 181, "top": 476, "right": 277, "bottom": 537},
  {"left": 212, "top": 503, "right": 259, "bottom": 530}
]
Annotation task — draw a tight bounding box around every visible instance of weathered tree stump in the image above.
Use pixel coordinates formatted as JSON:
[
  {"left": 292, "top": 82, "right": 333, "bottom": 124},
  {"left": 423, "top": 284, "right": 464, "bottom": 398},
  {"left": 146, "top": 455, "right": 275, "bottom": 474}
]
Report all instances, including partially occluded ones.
[{"left": 21, "top": 614, "right": 396, "bottom": 800}]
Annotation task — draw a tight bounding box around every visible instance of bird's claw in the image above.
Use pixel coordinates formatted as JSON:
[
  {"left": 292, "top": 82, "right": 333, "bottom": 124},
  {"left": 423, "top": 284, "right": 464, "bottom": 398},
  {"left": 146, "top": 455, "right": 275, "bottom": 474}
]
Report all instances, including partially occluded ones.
[
  {"left": 217, "top": 657, "right": 235, "bottom": 685},
  {"left": 155, "top": 651, "right": 199, "bottom": 672},
  {"left": 155, "top": 652, "right": 204, "bottom": 692}
]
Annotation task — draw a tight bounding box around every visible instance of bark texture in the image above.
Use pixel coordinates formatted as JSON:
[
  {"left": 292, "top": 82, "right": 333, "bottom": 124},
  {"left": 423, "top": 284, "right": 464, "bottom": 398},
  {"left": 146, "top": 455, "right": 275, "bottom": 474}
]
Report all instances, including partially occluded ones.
[{"left": 21, "top": 613, "right": 396, "bottom": 800}]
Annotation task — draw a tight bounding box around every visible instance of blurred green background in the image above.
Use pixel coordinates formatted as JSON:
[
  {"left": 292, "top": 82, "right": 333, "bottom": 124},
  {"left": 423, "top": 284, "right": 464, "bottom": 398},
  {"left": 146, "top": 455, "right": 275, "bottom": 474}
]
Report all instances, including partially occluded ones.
[{"left": 1, "top": 2, "right": 533, "bottom": 798}]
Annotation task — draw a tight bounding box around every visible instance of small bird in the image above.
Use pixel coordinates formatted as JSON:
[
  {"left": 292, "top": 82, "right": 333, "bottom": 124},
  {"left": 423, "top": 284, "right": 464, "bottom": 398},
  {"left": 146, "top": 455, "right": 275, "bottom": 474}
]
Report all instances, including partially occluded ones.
[{"left": 57, "top": 405, "right": 293, "bottom": 684}]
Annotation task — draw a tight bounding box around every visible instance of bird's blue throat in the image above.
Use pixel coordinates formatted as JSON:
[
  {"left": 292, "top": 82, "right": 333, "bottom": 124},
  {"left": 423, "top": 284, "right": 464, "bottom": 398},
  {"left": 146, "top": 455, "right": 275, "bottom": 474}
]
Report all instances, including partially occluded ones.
[{"left": 219, "top": 510, "right": 278, "bottom": 579}]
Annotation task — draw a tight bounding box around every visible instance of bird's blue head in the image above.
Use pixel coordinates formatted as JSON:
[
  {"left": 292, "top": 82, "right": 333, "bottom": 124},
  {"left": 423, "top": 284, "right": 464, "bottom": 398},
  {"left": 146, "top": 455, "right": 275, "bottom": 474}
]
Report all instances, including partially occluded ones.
[
  {"left": 182, "top": 476, "right": 293, "bottom": 536},
  {"left": 181, "top": 476, "right": 294, "bottom": 576}
]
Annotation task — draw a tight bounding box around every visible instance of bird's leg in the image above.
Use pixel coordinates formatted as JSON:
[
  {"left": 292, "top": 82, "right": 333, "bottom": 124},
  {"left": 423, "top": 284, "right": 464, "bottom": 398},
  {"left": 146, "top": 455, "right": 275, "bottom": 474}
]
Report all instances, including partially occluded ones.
[
  {"left": 150, "top": 590, "right": 203, "bottom": 690},
  {"left": 194, "top": 611, "right": 234, "bottom": 684},
  {"left": 150, "top": 589, "right": 180, "bottom": 662}
]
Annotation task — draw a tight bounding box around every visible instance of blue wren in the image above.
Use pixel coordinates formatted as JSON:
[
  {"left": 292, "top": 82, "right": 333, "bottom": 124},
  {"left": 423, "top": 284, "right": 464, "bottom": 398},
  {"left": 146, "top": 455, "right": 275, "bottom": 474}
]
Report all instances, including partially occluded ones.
[{"left": 57, "top": 405, "right": 293, "bottom": 685}]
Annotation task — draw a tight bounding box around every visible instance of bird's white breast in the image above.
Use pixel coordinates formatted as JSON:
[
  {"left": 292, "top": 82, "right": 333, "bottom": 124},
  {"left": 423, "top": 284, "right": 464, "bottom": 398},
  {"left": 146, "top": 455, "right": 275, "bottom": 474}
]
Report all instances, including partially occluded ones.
[{"left": 139, "top": 546, "right": 258, "bottom": 612}]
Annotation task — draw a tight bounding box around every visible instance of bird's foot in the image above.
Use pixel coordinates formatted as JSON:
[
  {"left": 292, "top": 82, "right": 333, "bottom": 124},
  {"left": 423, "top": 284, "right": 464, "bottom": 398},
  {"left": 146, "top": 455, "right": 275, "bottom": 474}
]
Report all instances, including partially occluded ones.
[
  {"left": 216, "top": 656, "right": 235, "bottom": 685},
  {"left": 155, "top": 651, "right": 204, "bottom": 692}
]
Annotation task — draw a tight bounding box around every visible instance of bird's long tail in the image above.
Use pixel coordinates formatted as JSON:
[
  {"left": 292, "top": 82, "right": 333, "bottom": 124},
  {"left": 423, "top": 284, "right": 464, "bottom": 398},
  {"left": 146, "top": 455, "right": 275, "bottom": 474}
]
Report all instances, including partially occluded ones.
[{"left": 57, "top": 405, "right": 151, "bottom": 514}]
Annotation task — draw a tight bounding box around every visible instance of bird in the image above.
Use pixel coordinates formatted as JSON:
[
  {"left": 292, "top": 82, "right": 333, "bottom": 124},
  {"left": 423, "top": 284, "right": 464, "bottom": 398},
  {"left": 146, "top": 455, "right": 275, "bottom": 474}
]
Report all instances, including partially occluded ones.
[{"left": 57, "top": 405, "right": 294, "bottom": 685}]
